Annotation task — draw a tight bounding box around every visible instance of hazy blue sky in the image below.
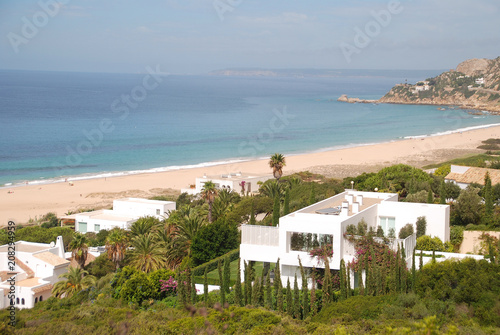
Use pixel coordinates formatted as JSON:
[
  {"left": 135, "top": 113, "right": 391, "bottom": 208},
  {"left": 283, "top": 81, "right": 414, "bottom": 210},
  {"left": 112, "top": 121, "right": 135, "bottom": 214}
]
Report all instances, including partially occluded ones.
[{"left": 1, "top": 0, "right": 499, "bottom": 74}]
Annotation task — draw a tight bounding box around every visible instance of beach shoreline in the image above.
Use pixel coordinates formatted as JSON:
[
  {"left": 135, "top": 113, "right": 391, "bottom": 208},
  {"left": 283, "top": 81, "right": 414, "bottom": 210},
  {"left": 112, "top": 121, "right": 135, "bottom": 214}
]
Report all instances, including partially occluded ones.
[{"left": 2, "top": 124, "right": 499, "bottom": 226}]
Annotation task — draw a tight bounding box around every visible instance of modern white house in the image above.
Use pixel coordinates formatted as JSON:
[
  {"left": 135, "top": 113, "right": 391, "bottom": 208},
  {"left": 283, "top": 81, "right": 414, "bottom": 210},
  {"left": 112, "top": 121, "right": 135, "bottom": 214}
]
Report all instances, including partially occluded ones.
[
  {"left": 181, "top": 172, "right": 273, "bottom": 196},
  {"left": 445, "top": 165, "right": 500, "bottom": 189},
  {"left": 0, "top": 236, "right": 69, "bottom": 309},
  {"left": 68, "top": 198, "right": 176, "bottom": 233},
  {"left": 240, "top": 190, "right": 450, "bottom": 288}
]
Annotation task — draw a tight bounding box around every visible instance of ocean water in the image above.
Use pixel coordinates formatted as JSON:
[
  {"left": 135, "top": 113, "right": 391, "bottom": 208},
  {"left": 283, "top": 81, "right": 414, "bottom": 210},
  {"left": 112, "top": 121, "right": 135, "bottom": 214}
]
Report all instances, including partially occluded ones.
[{"left": 1, "top": 69, "right": 500, "bottom": 187}]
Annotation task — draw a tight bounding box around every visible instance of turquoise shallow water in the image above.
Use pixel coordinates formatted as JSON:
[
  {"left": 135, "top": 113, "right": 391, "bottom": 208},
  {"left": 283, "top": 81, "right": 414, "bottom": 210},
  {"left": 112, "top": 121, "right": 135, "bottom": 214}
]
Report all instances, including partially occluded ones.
[{"left": 1, "top": 69, "right": 500, "bottom": 187}]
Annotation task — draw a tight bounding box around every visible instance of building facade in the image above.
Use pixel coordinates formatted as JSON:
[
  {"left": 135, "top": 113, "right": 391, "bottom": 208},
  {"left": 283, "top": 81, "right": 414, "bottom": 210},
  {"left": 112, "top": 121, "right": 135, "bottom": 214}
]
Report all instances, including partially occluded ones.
[{"left": 240, "top": 191, "right": 450, "bottom": 288}]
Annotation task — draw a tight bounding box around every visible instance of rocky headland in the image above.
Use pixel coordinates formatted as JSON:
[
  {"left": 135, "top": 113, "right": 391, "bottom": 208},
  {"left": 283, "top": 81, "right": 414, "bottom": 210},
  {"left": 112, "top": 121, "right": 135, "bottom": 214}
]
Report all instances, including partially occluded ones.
[{"left": 338, "top": 57, "right": 500, "bottom": 113}]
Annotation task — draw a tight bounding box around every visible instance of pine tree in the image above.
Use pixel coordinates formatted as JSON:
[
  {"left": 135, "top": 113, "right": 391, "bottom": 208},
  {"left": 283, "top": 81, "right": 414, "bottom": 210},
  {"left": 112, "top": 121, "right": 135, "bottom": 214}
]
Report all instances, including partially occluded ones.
[
  {"left": 310, "top": 270, "right": 317, "bottom": 316},
  {"left": 339, "top": 259, "right": 346, "bottom": 300},
  {"left": 427, "top": 189, "right": 434, "bottom": 204},
  {"left": 272, "top": 194, "right": 280, "bottom": 226},
  {"left": 284, "top": 188, "right": 290, "bottom": 215},
  {"left": 293, "top": 274, "right": 300, "bottom": 319},
  {"left": 440, "top": 179, "right": 446, "bottom": 204},
  {"left": 286, "top": 279, "right": 292, "bottom": 316},
  {"left": 249, "top": 200, "right": 256, "bottom": 225},
  {"left": 223, "top": 256, "right": 231, "bottom": 294},
  {"left": 265, "top": 273, "right": 272, "bottom": 309},
  {"left": 218, "top": 260, "right": 225, "bottom": 305},
  {"left": 204, "top": 266, "right": 209, "bottom": 304},
  {"left": 235, "top": 259, "right": 242, "bottom": 306}
]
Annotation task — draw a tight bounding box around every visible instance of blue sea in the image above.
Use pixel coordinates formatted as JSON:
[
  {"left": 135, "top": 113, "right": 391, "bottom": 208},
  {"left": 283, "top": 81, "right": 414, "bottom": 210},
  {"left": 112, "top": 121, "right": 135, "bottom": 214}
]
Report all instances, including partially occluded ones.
[{"left": 2, "top": 69, "right": 500, "bottom": 187}]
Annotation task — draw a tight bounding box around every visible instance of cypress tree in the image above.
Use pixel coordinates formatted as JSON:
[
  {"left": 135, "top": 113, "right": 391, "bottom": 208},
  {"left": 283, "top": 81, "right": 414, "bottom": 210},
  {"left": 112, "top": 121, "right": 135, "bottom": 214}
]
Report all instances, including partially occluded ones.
[
  {"left": 274, "top": 259, "right": 282, "bottom": 311},
  {"left": 203, "top": 266, "right": 209, "bottom": 304},
  {"left": 440, "top": 179, "right": 446, "bottom": 204},
  {"left": 310, "top": 270, "right": 317, "bottom": 316},
  {"left": 484, "top": 172, "right": 494, "bottom": 226},
  {"left": 323, "top": 259, "right": 333, "bottom": 304},
  {"left": 395, "top": 245, "right": 401, "bottom": 293},
  {"left": 177, "top": 270, "right": 185, "bottom": 305},
  {"left": 370, "top": 247, "right": 377, "bottom": 296},
  {"left": 427, "top": 189, "right": 434, "bottom": 204},
  {"left": 358, "top": 270, "right": 365, "bottom": 296},
  {"left": 364, "top": 255, "right": 370, "bottom": 296},
  {"left": 244, "top": 261, "right": 251, "bottom": 305},
  {"left": 191, "top": 272, "right": 197, "bottom": 304},
  {"left": 252, "top": 277, "right": 261, "bottom": 306},
  {"left": 286, "top": 279, "right": 292, "bottom": 316},
  {"left": 431, "top": 249, "right": 436, "bottom": 264},
  {"left": 293, "top": 274, "right": 300, "bottom": 319},
  {"left": 400, "top": 244, "right": 407, "bottom": 293},
  {"left": 272, "top": 194, "right": 280, "bottom": 226},
  {"left": 298, "top": 257, "right": 309, "bottom": 319},
  {"left": 419, "top": 249, "right": 423, "bottom": 270},
  {"left": 339, "top": 259, "right": 346, "bottom": 300},
  {"left": 218, "top": 260, "right": 225, "bottom": 305},
  {"left": 185, "top": 267, "right": 192, "bottom": 304},
  {"left": 223, "top": 256, "right": 231, "bottom": 294},
  {"left": 284, "top": 188, "right": 290, "bottom": 215},
  {"left": 265, "top": 273, "right": 272, "bottom": 309},
  {"left": 249, "top": 199, "right": 256, "bottom": 225},
  {"left": 259, "top": 269, "right": 265, "bottom": 306},
  {"left": 346, "top": 266, "right": 352, "bottom": 298},
  {"left": 235, "top": 259, "right": 242, "bottom": 306},
  {"left": 411, "top": 248, "right": 416, "bottom": 292}
]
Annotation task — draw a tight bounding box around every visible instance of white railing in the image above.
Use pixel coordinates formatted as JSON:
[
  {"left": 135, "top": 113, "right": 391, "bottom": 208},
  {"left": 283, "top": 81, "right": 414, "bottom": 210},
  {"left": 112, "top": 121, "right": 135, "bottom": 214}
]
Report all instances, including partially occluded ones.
[{"left": 241, "top": 224, "right": 279, "bottom": 246}]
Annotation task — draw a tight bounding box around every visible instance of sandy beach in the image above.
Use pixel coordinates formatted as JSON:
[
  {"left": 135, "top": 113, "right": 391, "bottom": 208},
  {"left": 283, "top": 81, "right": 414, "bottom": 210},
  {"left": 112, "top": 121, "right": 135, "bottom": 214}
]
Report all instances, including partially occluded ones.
[{"left": 2, "top": 125, "right": 499, "bottom": 226}]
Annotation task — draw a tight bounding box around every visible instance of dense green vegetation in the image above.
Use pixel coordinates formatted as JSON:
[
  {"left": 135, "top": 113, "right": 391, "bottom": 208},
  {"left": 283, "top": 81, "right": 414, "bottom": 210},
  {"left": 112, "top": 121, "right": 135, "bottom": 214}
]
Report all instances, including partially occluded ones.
[{"left": 3, "top": 155, "right": 500, "bottom": 333}]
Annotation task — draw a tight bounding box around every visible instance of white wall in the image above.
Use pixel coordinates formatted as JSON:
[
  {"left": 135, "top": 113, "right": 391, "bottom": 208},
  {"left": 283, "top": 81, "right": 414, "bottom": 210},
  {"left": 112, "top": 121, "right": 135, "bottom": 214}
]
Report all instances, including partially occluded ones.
[
  {"left": 113, "top": 198, "right": 176, "bottom": 220},
  {"left": 377, "top": 202, "right": 450, "bottom": 242}
]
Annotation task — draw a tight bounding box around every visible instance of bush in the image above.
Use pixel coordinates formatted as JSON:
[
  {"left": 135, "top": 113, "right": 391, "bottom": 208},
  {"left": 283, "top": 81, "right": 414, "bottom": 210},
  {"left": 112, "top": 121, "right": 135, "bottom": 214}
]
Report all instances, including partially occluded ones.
[
  {"left": 416, "top": 235, "right": 445, "bottom": 251},
  {"left": 416, "top": 217, "right": 427, "bottom": 238},
  {"left": 434, "top": 164, "right": 451, "bottom": 177},
  {"left": 398, "top": 224, "right": 414, "bottom": 239}
]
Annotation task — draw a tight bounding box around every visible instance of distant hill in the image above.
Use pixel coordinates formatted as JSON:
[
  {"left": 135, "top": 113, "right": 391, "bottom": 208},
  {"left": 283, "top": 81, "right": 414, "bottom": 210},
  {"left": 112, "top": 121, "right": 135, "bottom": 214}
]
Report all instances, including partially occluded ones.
[{"left": 377, "top": 57, "right": 500, "bottom": 113}]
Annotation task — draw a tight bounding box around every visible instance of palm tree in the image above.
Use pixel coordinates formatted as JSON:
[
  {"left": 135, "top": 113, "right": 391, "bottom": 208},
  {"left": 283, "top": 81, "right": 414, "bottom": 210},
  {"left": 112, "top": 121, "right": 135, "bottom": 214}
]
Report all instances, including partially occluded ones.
[
  {"left": 201, "top": 181, "right": 218, "bottom": 223},
  {"left": 52, "top": 267, "right": 96, "bottom": 298},
  {"left": 129, "top": 233, "right": 167, "bottom": 273},
  {"left": 68, "top": 233, "right": 88, "bottom": 270},
  {"left": 269, "top": 153, "right": 286, "bottom": 181},
  {"left": 105, "top": 228, "right": 129, "bottom": 270},
  {"left": 129, "top": 216, "right": 162, "bottom": 237}
]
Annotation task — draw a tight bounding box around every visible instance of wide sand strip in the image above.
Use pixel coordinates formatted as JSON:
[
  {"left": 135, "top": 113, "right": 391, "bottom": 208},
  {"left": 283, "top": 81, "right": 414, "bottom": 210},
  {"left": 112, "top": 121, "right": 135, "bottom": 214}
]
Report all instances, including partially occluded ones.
[{"left": 2, "top": 125, "right": 499, "bottom": 226}]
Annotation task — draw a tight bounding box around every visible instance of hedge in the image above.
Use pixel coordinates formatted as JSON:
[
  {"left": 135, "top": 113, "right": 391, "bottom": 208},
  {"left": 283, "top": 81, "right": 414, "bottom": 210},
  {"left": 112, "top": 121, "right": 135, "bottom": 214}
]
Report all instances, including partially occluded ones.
[{"left": 192, "top": 247, "right": 239, "bottom": 277}]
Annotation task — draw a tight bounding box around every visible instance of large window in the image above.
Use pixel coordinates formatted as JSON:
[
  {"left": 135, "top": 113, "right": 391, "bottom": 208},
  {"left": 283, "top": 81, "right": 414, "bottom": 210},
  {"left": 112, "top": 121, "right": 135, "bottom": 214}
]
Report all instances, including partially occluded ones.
[
  {"left": 290, "top": 232, "right": 333, "bottom": 252},
  {"left": 94, "top": 224, "right": 100, "bottom": 232},
  {"left": 78, "top": 221, "right": 87, "bottom": 233},
  {"left": 379, "top": 217, "right": 395, "bottom": 236}
]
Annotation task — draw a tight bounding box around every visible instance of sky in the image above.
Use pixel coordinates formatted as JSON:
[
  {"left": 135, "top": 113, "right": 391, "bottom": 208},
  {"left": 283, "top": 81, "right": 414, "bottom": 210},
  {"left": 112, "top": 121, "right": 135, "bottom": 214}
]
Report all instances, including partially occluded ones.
[{"left": 1, "top": 0, "right": 499, "bottom": 74}]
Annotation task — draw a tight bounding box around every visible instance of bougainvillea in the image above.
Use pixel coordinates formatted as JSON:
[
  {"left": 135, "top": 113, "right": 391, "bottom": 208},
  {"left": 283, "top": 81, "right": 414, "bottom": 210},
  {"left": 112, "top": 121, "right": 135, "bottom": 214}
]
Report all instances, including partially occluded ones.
[{"left": 159, "top": 276, "right": 177, "bottom": 296}]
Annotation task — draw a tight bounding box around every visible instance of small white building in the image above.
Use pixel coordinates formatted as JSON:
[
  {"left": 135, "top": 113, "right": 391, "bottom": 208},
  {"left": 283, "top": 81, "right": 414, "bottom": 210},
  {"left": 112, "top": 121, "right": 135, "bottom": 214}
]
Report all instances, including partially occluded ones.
[
  {"left": 240, "top": 190, "right": 450, "bottom": 288},
  {"left": 445, "top": 165, "right": 500, "bottom": 189},
  {"left": 475, "top": 77, "right": 484, "bottom": 85},
  {"left": 181, "top": 172, "right": 273, "bottom": 195},
  {"left": 0, "top": 236, "right": 69, "bottom": 309},
  {"left": 70, "top": 198, "right": 176, "bottom": 233}
]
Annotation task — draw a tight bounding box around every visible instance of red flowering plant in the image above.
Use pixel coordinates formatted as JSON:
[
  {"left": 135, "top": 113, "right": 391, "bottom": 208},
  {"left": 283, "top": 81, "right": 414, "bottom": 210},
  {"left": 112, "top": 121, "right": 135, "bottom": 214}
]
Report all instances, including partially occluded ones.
[
  {"left": 159, "top": 276, "right": 178, "bottom": 296},
  {"left": 347, "top": 235, "right": 397, "bottom": 272},
  {"left": 309, "top": 244, "right": 333, "bottom": 266}
]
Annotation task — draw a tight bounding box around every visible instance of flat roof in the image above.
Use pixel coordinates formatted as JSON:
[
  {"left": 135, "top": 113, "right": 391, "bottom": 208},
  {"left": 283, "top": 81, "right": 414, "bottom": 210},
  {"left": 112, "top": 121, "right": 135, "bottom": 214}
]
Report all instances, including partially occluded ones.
[
  {"left": 74, "top": 210, "right": 136, "bottom": 222},
  {"left": 0, "top": 242, "right": 49, "bottom": 253},
  {"left": 16, "top": 277, "right": 41, "bottom": 287},
  {"left": 303, "top": 197, "right": 383, "bottom": 217},
  {"left": 200, "top": 172, "right": 272, "bottom": 182},
  {"left": 115, "top": 197, "right": 175, "bottom": 205}
]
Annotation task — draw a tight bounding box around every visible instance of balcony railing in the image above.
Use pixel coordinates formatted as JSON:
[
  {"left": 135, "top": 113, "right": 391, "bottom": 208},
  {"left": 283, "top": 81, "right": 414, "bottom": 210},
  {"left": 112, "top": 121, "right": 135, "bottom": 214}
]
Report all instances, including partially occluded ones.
[{"left": 241, "top": 224, "right": 279, "bottom": 247}]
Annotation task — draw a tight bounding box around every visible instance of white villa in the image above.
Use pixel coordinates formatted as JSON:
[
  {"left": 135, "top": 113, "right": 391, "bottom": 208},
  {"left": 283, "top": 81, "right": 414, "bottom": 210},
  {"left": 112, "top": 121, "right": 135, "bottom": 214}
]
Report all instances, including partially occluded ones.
[
  {"left": 240, "top": 190, "right": 450, "bottom": 288},
  {"left": 67, "top": 198, "right": 176, "bottom": 233},
  {"left": 181, "top": 172, "right": 273, "bottom": 195},
  {"left": 0, "top": 236, "right": 69, "bottom": 309}
]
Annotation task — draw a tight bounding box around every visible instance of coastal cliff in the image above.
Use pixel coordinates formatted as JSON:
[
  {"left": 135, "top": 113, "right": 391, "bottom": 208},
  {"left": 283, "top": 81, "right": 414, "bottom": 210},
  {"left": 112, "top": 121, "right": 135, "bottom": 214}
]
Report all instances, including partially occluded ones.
[{"left": 339, "top": 57, "right": 500, "bottom": 113}]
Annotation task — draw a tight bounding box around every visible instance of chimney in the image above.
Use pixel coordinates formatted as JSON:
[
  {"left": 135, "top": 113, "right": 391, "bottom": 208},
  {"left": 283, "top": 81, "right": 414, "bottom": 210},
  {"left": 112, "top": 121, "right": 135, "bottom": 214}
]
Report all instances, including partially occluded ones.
[
  {"left": 346, "top": 194, "right": 354, "bottom": 205},
  {"left": 352, "top": 202, "right": 360, "bottom": 213},
  {"left": 341, "top": 201, "right": 349, "bottom": 216},
  {"left": 355, "top": 195, "right": 363, "bottom": 206}
]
